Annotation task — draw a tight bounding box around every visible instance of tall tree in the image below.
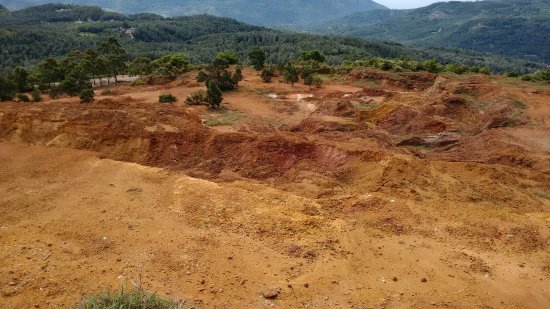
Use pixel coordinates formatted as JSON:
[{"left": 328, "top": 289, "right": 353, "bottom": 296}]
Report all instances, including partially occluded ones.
[
  {"left": 98, "top": 37, "right": 126, "bottom": 83},
  {"left": 283, "top": 63, "right": 299, "bottom": 87},
  {"left": 36, "top": 58, "right": 64, "bottom": 87},
  {"left": 10, "top": 67, "right": 29, "bottom": 92},
  {"left": 248, "top": 46, "right": 266, "bottom": 71}
]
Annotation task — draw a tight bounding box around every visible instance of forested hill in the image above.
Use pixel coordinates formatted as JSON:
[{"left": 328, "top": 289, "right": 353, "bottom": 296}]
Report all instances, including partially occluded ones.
[
  {"left": 314, "top": 0, "right": 550, "bottom": 63},
  {"left": 0, "top": 0, "right": 387, "bottom": 27},
  {"left": 0, "top": 4, "right": 545, "bottom": 73}
]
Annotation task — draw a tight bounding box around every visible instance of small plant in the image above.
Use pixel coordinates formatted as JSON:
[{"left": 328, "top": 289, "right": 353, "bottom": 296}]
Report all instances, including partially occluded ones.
[
  {"left": 512, "top": 99, "right": 527, "bottom": 109},
  {"left": 100, "top": 88, "right": 113, "bottom": 96},
  {"left": 79, "top": 88, "right": 94, "bottom": 103},
  {"left": 76, "top": 287, "right": 185, "bottom": 309},
  {"left": 185, "top": 89, "right": 207, "bottom": 105},
  {"left": 16, "top": 93, "right": 30, "bottom": 102},
  {"left": 159, "top": 93, "right": 177, "bottom": 103},
  {"left": 31, "top": 87, "right": 42, "bottom": 102}
]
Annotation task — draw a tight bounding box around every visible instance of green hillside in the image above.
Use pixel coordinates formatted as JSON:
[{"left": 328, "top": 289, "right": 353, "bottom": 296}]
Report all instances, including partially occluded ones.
[
  {"left": 315, "top": 0, "right": 550, "bottom": 63},
  {"left": 0, "top": 0, "right": 387, "bottom": 27},
  {"left": 0, "top": 4, "right": 544, "bottom": 73}
]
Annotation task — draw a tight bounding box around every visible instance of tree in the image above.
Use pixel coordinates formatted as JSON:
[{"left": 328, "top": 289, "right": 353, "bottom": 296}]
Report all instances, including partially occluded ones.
[
  {"left": 283, "top": 63, "right": 299, "bottom": 87},
  {"left": 128, "top": 56, "right": 153, "bottom": 76},
  {"left": 234, "top": 65, "right": 243, "bottom": 83},
  {"left": 248, "top": 46, "right": 266, "bottom": 71},
  {"left": 213, "top": 51, "right": 239, "bottom": 69},
  {"left": 151, "top": 53, "right": 188, "bottom": 77},
  {"left": 79, "top": 88, "right": 94, "bottom": 103},
  {"left": 206, "top": 80, "right": 223, "bottom": 109},
  {"left": 300, "top": 50, "right": 325, "bottom": 63},
  {"left": 98, "top": 37, "right": 126, "bottom": 83},
  {"left": 36, "top": 58, "right": 64, "bottom": 87},
  {"left": 0, "top": 76, "right": 16, "bottom": 101},
  {"left": 423, "top": 59, "right": 442, "bottom": 73},
  {"left": 82, "top": 49, "right": 103, "bottom": 86},
  {"left": 11, "top": 67, "right": 29, "bottom": 92},
  {"left": 301, "top": 66, "right": 314, "bottom": 81},
  {"left": 261, "top": 67, "right": 274, "bottom": 83}
]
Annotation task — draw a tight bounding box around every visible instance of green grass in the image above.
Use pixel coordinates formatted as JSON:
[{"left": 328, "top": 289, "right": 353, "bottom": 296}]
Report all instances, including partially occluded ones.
[
  {"left": 76, "top": 288, "right": 186, "bottom": 309},
  {"left": 354, "top": 102, "right": 380, "bottom": 111},
  {"left": 512, "top": 99, "right": 528, "bottom": 109},
  {"left": 204, "top": 110, "right": 242, "bottom": 126},
  {"left": 534, "top": 191, "right": 550, "bottom": 200}
]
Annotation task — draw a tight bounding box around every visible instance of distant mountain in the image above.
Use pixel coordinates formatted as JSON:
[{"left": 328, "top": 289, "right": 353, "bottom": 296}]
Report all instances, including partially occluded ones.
[
  {"left": 0, "top": 0, "right": 388, "bottom": 27},
  {"left": 315, "top": 0, "right": 550, "bottom": 63},
  {"left": 0, "top": 4, "right": 544, "bottom": 73}
]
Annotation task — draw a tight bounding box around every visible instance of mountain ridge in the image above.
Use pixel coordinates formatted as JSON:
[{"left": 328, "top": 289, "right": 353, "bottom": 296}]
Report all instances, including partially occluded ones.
[
  {"left": 0, "top": 0, "right": 388, "bottom": 27},
  {"left": 314, "top": 0, "right": 550, "bottom": 62}
]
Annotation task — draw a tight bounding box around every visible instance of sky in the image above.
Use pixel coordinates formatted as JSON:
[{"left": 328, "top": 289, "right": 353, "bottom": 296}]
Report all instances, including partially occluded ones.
[{"left": 375, "top": 0, "right": 480, "bottom": 9}]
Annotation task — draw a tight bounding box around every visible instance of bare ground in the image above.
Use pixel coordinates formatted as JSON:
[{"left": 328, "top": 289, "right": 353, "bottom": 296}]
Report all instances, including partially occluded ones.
[{"left": 0, "top": 68, "right": 549, "bottom": 308}]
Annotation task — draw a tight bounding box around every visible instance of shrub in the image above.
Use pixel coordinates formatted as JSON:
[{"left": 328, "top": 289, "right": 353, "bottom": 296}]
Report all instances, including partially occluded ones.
[
  {"left": 261, "top": 67, "right": 274, "bottom": 83},
  {"left": 76, "top": 288, "right": 184, "bottom": 309},
  {"left": 130, "top": 79, "right": 146, "bottom": 86},
  {"left": 312, "top": 75, "right": 324, "bottom": 88},
  {"left": 31, "top": 88, "right": 42, "bottom": 102},
  {"left": 49, "top": 86, "right": 61, "bottom": 99},
  {"left": 159, "top": 93, "right": 177, "bottom": 103},
  {"left": 100, "top": 88, "right": 113, "bottom": 96},
  {"left": 79, "top": 88, "right": 94, "bottom": 103},
  {"left": 185, "top": 89, "right": 207, "bottom": 105},
  {"left": 206, "top": 80, "right": 223, "bottom": 109},
  {"left": 16, "top": 93, "right": 30, "bottom": 102}
]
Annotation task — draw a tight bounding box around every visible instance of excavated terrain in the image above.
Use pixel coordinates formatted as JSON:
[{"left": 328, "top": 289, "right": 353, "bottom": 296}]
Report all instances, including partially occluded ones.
[{"left": 0, "top": 68, "right": 549, "bottom": 308}]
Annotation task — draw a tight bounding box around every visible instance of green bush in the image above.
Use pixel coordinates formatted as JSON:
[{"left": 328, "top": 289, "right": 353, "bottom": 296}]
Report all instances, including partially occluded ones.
[
  {"left": 16, "top": 93, "right": 30, "bottom": 102},
  {"left": 261, "top": 67, "right": 274, "bottom": 83},
  {"left": 312, "top": 75, "right": 324, "bottom": 88},
  {"left": 31, "top": 87, "right": 42, "bottom": 102},
  {"left": 76, "top": 288, "right": 184, "bottom": 309},
  {"left": 185, "top": 89, "right": 207, "bottom": 105},
  {"left": 159, "top": 93, "right": 177, "bottom": 103},
  {"left": 79, "top": 88, "right": 94, "bottom": 103},
  {"left": 206, "top": 80, "right": 223, "bottom": 109}
]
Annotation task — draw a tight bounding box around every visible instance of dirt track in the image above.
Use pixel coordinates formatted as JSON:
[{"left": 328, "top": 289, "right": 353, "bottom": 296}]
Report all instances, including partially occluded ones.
[{"left": 0, "top": 69, "right": 549, "bottom": 308}]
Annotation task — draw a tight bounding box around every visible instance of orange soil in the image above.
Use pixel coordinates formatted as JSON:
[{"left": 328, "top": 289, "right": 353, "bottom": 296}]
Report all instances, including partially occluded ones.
[{"left": 0, "top": 68, "right": 549, "bottom": 308}]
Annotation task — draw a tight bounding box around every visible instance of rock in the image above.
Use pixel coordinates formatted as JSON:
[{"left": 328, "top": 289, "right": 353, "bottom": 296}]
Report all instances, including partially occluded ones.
[
  {"left": 262, "top": 288, "right": 280, "bottom": 299},
  {"left": 8, "top": 282, "right": 16, "bottom": 286},
  {"left": 392, "top": 277, "right": 398, "bottom": 282},
  {"left": 304, "top": 283, "right": 309, "bottom": 288},
  {"left": 421, "top": 278, "right": 427, "bottom": 283}
]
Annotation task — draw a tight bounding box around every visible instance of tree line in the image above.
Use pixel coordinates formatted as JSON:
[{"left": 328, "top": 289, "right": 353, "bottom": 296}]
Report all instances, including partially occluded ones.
[{"left": 2, "top": 38, "right": 549, "bottom": 105}]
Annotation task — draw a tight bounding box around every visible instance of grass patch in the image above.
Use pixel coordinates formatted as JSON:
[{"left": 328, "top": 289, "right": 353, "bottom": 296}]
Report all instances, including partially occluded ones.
[
  {"left": 204, "top": 110, "right": 242, "bottom": 126},
  {"left": 460, "top": 94, "right": 489, "bottom": 110},
  {"left": 354, "top": 102, "right": 380, "bottom": 111},
  {"left": 76, "top": 288, "right": 186, "bottom": 309},
  {"left": 534, "top": 191, "right": 550, "bottom": 200},
  {"left": 100, "top": 89, "right": 113, "bottom": 96},
  {"left": 512, "top": 99, "right": 527, "bottom": 109}
]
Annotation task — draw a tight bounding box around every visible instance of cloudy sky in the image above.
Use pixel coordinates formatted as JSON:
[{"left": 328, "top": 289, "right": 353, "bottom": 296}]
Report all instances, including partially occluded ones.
[{"left": 375, "top": 0, "right": 480, "bottom": 9}]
